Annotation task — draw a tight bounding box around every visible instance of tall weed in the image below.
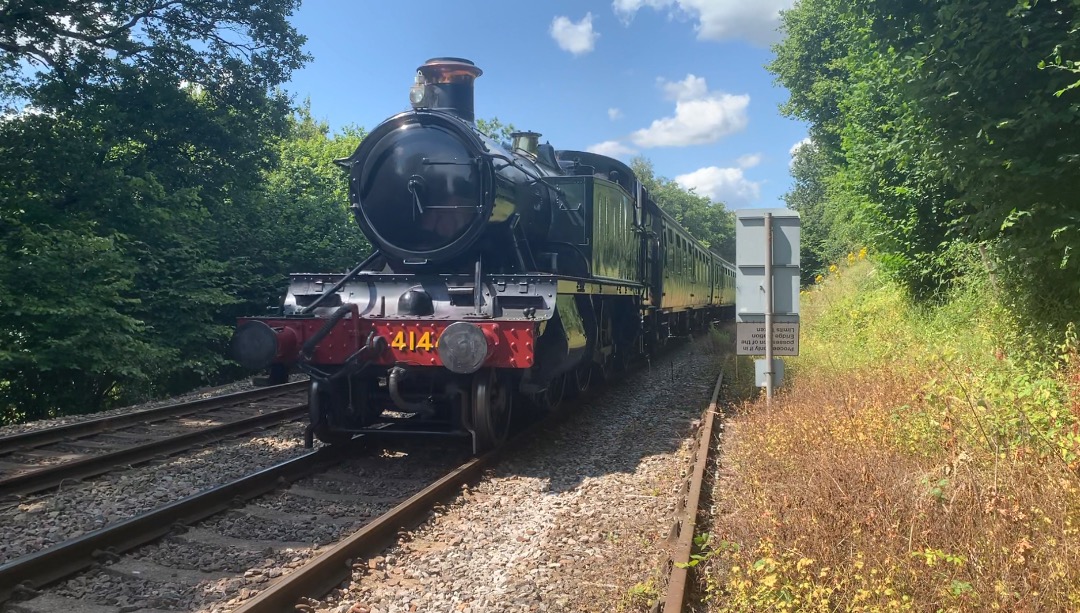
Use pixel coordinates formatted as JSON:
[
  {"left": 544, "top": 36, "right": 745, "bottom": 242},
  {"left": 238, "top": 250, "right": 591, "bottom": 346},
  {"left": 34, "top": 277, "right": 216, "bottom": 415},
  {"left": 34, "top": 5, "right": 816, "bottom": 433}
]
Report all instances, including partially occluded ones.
[{"left": 703, "top": 257, "right": 1080, "bottom": 611}]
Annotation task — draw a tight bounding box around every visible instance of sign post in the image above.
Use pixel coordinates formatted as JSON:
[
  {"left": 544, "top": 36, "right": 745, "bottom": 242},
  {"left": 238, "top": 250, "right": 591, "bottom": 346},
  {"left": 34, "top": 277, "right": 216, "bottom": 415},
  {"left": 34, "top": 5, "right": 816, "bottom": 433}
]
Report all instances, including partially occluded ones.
[
  {"left": 735, "top": 208, "right": 801, "bottom": 403},
  {"left": 764, "top": 213, "right": 774, "bottom": 402}
]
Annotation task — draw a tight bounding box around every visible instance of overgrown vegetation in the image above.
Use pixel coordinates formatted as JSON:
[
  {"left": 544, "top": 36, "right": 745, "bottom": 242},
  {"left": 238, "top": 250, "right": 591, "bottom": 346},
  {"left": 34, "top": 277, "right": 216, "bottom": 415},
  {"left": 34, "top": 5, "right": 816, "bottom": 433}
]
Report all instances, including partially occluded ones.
[
  {"left": 0, "top": 1, "right": 365, "bottom": 423},
  {"left": 706, "top": 3, "right": 1080, "bottom": 607},
  {"left": 773, "top": 0, "right": 1080, "bottom": 331},
  {"left": 702, "top": 257, "right": 1080, "bottom": 611}
]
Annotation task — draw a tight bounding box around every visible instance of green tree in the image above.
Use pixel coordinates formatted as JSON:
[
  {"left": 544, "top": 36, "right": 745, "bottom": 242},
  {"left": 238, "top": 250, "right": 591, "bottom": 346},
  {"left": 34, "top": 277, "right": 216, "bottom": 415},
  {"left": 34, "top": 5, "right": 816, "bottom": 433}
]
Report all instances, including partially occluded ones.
[
  {"left": 631, "top": 157, "right": 735, "bottom": 260},
  {"left": 222, "top": 106, "right": 370, "bottom": 315},
  {"left": 0, "top": 0, "right": 307, "bottom": 109},
  {"left": 0, "top": 0, "right": 308, "bottom": 422},
  {"left": 786, "top": 139, "right": 845, "bottom": 281},
  {"left": 772, "top": 0, "right": 1080, "bottom": 331},
  {"left": 475, "top": 116, "right": 517, "bottom": 144},
  {"left": 772, "top": 0, "right": 970, "bottom": 292},
  {"left": 868, "top": 0, "right": 1080, "bottom": 311}
]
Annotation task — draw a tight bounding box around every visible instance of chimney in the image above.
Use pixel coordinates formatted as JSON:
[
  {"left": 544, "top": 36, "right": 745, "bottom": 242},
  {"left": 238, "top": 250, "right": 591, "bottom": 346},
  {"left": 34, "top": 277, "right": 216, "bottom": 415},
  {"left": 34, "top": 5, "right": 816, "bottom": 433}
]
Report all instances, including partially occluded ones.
[{"left": 409, "top": 57, "right": 482, "bottom": 123}]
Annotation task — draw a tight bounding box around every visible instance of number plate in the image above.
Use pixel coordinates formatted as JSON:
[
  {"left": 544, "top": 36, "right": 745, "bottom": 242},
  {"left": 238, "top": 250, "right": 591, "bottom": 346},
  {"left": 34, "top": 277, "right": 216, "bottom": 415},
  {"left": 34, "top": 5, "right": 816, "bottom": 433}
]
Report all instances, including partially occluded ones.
[{"left": 389, "top": 328, "right": 438, "bottom": 352}]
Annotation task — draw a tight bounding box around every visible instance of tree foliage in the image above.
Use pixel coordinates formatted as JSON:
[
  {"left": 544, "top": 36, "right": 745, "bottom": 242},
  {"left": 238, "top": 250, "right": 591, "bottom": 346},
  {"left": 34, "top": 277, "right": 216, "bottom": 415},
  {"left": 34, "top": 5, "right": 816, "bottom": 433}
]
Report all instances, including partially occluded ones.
[
  {"left": 475, "top": 116, "right": 517, "bottom": 145},
  {"left": 224, "top": 106, "right": 369, "bottom": 315},
  {"left": 0, "top": 0, "right": 307, "bottom": 108},
  {"left": 786, "top": 140, "right": 850, "bottom": 282},
  {"left": 631, "top": 157, "right": 735, "bottom": 260},
  {"left": 772, "top": 0, "right": 1080, "bottom": 323},
  {"left": 0, "top": 0, "right": 326, "bottom": 423}
]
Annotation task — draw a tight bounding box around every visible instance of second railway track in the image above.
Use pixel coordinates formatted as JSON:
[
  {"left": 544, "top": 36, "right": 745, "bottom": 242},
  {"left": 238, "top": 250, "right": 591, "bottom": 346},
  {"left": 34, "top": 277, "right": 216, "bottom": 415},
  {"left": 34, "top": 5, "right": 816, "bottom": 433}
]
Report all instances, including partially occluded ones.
[
  {"left": 0, "top": 373, "right": 575, "bottom": 610},
  {"left": 1, "top": 440, "right": 471, "bottom": 611},
  {"left": 0, "top": 381, "right": 309, "bottom": 498}
]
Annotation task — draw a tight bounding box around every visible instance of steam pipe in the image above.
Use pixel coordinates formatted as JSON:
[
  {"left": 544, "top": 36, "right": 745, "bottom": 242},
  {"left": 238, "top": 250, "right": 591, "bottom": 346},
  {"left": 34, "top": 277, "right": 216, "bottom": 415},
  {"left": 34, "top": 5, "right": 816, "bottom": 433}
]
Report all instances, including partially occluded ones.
[
  {"left": 388, "top": 367, "right": 436, "bottom": 416},
  {"left": 298, "top": 251, "right": 380, "bottom": 315},
  {"left": 327, "top": 333, "right": 387, "bottom": 383}
]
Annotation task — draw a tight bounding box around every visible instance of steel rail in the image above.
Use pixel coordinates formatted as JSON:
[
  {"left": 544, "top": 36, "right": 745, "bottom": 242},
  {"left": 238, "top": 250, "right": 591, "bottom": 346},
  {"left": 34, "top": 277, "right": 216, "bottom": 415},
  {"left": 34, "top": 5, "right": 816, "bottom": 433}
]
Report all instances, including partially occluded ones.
[
  {"left": 663, "top": 368, "right": 723, "bottom": 612},
  {"left": 231, "top": 450, "right": 495, "bottom": 612},
  {"left": 0, "top": 448, "right": 338, "bottom": 605},
  {"left": 0, "top": 381, "right": 308, "bottom": 453},
  {"left": 0, "top": 402, "right": 308, "bottom": 498}
]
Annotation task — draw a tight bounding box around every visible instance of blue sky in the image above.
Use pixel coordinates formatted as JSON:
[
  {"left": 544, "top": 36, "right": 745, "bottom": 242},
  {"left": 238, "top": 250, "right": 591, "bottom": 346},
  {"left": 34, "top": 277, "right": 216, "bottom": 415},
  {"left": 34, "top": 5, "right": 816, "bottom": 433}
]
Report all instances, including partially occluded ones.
[{"left": 287, "top": 0, "right": 806, "bottom": 209}]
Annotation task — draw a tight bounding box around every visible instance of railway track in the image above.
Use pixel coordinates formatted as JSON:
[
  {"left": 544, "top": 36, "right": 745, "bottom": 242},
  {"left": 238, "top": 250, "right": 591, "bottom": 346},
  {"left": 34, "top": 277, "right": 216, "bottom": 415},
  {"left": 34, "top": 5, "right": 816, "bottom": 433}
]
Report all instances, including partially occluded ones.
[
  {"left": 663, "top": 369, "right": 723, "bottom": 612},
  {"left": 238, "top": 369, "right": 728, "bottom": 613},
  {"left": 232, "top": 441, "right": 507, "bottom": 612},
  {"left": 2, "top": 344, "right": 723, "bottom": 612},
  {"left": 0, "top": 381, "right": 309, "bottom": 499},
  {"left": 1, "top": 440, "right": 471, "bottom": 611},
  {"left": 0, "top": 371, "right": 561, "bottom": 610}
]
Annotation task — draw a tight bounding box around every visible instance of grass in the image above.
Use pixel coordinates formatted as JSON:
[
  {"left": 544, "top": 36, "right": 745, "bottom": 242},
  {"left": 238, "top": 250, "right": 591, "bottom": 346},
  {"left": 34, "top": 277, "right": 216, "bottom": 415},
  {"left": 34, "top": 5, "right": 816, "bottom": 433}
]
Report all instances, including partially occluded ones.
[
  {"left": 621, "top": 580, "right": 660, "bottom": 610},
  {"left": 700, "top": 255, "right": 1080, "bottom": 611}
]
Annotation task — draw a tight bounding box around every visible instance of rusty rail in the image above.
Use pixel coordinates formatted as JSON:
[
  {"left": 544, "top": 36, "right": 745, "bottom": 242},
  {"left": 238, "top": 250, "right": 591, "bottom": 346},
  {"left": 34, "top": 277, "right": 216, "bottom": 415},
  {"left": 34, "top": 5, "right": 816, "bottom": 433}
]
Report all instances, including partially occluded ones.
[
  {"left": 0, "top": 447, "right": 337, "bottom": 604},
  {"left": 663, "top": 369, "right": 723, "bottom": 612},
  {"left": 0, "top": 381, "right": 307, "bottom": 453},
  {"left": 0, "top": 399, "right": 308, "bottom": 498}
]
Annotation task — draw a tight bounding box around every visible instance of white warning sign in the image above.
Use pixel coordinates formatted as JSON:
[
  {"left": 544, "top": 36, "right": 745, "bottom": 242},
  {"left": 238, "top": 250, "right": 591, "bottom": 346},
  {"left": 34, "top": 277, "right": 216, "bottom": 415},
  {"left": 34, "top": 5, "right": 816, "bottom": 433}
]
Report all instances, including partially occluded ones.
[{"left": 736, "top": 322, "right": 800, "bottom": 356}]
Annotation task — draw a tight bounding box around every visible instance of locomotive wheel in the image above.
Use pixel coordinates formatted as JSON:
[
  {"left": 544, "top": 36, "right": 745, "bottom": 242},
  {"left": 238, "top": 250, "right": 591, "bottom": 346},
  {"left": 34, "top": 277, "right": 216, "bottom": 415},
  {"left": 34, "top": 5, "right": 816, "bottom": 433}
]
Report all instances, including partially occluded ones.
[
  {"left": 570, "top": 362, "right": 592, "bottom": 396},
  {"left": 309, "top": 382, "right": 354, "bottom": 446},
  {"left": 595, "top": 343, "right": 622, "bottom": 383},
  {"left": 267, "top": 363, "right": 290, "bottom": 386},
  {"left": 533, "top": 373, "right": 567, "bottom": 412},
  {"left": 471, "top": 369, "right": 511, "bottom": 452}
]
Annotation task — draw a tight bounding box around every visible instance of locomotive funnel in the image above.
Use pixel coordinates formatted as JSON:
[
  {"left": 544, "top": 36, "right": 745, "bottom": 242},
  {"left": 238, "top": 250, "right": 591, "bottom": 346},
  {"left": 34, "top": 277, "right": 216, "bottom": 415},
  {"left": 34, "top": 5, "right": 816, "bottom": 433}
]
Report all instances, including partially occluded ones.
[{"left": 409, "top": 57, "right": 482, "bottom": 123}]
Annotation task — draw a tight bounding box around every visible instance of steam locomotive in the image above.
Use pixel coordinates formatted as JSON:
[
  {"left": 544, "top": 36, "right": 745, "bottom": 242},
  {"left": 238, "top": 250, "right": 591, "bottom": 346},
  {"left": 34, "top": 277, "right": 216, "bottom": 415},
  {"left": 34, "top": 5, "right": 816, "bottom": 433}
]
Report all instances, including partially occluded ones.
[{"left": 230, "top": 58, "right": 736, "bottom": 452}]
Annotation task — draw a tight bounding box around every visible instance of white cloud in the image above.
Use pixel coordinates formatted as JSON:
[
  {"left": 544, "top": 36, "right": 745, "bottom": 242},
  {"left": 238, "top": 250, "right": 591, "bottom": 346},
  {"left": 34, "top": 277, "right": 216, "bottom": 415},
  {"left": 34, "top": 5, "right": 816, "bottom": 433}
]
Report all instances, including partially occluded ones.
[
  {"left": 737, "top": 153, "right": 762, "bottom": 168},
  {"left": 612, "top": 0, "right": 792, "bottom": 46},
  {"left": 661, "top": 74, "right": 708, "bottom": 101},
  {"left": 587, "top": 140, "right": 638, "bottom": 158},
  {"left": 608, "top": 107, "right": 623, "bottom": 120},
  {"left": 675, "top": 165, "right": 761, "bottom": 205},
  {"left": 630, "top": 75, "right": 749, "bottom": 148},
  {"left": 551, "top": 13, "right": 600, "bottom": 55},
  {"left": 613, "top": 0, "right": 670, "bottom": 14}
]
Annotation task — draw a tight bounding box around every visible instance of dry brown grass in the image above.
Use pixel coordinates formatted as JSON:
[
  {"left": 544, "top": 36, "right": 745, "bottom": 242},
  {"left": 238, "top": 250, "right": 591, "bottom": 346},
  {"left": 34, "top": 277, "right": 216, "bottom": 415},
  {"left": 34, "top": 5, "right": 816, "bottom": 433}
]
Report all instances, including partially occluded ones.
[{"left": 699, "top": 262, "right": 1080, "bottom": 612}]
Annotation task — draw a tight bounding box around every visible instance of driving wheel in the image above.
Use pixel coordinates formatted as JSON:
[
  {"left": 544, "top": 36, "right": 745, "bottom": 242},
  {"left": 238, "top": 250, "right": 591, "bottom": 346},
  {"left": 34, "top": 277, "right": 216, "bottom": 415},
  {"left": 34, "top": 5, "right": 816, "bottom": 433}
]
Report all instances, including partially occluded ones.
[
  {"left": 570, "top": 362, "right": 592, "bottom": 396},
  {"left": 471, "top": 369, "right": 512, "bottom": 453},
  {"left": 533, "top": 372, "right": 567, "bottom": 412}
]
